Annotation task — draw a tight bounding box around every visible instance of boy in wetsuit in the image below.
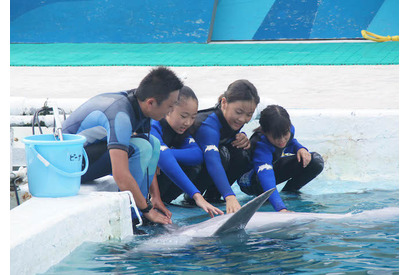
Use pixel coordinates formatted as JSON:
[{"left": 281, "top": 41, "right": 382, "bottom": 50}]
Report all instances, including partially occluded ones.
[
  {"left": 238, "top": 105, "right": 324, "bottom": 211},
  {"left": 62, "top": 67, "right": 183, "bottom": 225}
]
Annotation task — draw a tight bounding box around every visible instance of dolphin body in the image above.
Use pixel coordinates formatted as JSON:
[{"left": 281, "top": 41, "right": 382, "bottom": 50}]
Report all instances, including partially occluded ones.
[
  {"left": 246, "top": 206, "right": 399, "bottom": 234},
  {"left": 137, "top": 189, "right": 399, "bottom": 251},
  {"left": 174, "top": 206, "right": 399, "bottom": 238}
]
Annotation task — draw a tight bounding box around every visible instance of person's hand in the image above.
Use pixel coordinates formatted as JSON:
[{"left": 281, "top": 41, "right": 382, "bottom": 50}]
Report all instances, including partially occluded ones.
[
  {"left": 279, "top": 208, "right": 293, "bottom": 213},
  {"left": 231, "top": 133, "right": 250, "bottom": 149},
  {"left": 225, "top": 195, "right": 241, "bottom": 214},
  {"left": 193, "top": 193, "right": 224, "bottom": 218},
  {"left": 143, "top": 208, "right": 172, "bottom": 224},
  {"left": 297, "top": 148, "right": 311, "bottom": 168},
  {"left": 151, "top": 196, "right": 172, "bottom": 219}
]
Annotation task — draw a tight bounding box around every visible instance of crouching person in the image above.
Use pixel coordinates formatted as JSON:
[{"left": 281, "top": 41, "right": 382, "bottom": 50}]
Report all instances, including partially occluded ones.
[
  {"left": 62, "top": 67, "right": 184, "bottom": 226},
  {"left": 238, "top": 105, "right": 324, "bottom": 212},
  {"left": 150, "top": 86, "right": 224, "bottom": 217}
]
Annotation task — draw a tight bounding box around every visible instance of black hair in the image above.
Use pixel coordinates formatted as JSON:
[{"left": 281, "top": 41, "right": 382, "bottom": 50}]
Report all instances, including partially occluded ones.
[
  {"left": 177, "top": 86, "right": 198, "bottom": 105},
  {"left": 256, "top": 105, "right": 291, "bottom": 139},
  {"left": 134, "top": 67, "right": 184, "bottom": 105},
  {"left": 217, "top": 79, "right": 260, "bottom": 106}
]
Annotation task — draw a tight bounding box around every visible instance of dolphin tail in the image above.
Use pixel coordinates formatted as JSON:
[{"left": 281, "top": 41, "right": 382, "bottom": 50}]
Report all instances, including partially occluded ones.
[{"left": 213, "top": 188, "right": 275, "bottom": 235}]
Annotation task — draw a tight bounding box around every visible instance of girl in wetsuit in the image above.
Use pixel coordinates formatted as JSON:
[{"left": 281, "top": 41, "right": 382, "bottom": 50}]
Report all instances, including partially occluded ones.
[
  {"left": 150, "top": 86, "right": 224, "bottom": 217},
  {"left": 238, "top": 105, "right": 324, "bottom": 211},
  {"left": 190, "top": 79, "right": 260, "bottom": 214}
]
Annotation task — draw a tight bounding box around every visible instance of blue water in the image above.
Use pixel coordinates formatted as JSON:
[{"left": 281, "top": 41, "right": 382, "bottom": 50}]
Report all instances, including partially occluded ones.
[{"left": 43, "top": 184, "right": 399, "bottom": 274}]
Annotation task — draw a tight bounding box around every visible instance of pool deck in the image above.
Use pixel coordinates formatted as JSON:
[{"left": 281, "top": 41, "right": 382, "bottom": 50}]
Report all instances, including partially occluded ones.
[
  {"left": 10, "top": 42, "right": 399, "bottom": 66},
  {"left": 10, "top": 65, "right": 399, "bottom": 110},
  {"left": 10, "top": 177, "right": 133, "bottom": 275}
]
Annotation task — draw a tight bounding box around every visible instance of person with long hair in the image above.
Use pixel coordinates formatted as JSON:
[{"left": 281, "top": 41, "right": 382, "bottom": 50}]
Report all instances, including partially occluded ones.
[{"left": 190, "top": 80, "right": 260, "bottom": 213}]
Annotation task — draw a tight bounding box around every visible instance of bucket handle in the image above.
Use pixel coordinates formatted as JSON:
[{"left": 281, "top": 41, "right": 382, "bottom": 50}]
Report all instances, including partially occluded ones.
[{"left": 29, "top": 145, "right": 89, "bottom": 178}]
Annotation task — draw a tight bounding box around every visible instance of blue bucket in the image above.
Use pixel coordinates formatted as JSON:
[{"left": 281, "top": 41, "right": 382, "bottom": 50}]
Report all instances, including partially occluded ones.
[{"left": 22, "top": 134, "right": 89, "bottom": 197}]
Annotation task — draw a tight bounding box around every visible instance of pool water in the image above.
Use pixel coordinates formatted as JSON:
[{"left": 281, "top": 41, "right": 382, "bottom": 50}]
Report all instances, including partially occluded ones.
[{"left": 43, "top": 185, "right": 399, "bottom": 274}]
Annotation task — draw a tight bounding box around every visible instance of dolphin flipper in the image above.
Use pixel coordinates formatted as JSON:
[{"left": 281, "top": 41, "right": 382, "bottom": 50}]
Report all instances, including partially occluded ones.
[{"left": 213, "top": 188, "right": 275, "bottom": 235}]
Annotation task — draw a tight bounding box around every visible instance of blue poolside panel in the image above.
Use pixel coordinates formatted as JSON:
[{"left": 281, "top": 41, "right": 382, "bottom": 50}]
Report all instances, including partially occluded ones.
[
  {"left": 211, "top": 0, "right": 276, "bottom": 41},
  {"left": 310, "top": 0, "right": 385, "bottom": 39},
  {"left": 10, "top": 0, "right": 399, "bottom": 43},
  {"left": 10, "top": 0, "right": 215, "bottom": 43},
  {"left": 253, "top": 0, "right": 321, "bottom": 40},
  {"left": 367, "top": 0, "right": 399, "bottom": 36},
  {"left": 212, "top": 0, "right": 398, "bottom": 41}
]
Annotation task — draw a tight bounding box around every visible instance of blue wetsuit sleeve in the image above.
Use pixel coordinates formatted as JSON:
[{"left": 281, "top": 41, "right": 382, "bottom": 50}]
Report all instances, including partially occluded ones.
[
  {"left": 195, "top": 123, "right": 235, "bottom": 198},
  {"left": 158, "top": 149, "right": 201, "bottom": 198},
  {"left": 149, "top": 122, "right": 165, "bottom": 147},
  {"left": 150, "top": 124, "right": 200, "bottom": 198},
  {"left": 286, "top": 138, "right": 308, "bottom": 154},
  {"left": 285, "top": 125, "right": 308, "bottom": 154},
  {"left": 170, "top": 136, "right": 203, "bottom": 166},
  {"left": 253, "top": 141, "right": 287, "bottom": 211}
]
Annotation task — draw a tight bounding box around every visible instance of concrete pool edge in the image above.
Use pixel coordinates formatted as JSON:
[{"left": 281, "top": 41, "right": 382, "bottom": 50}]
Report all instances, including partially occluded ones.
[{"left": 10, "top": 181, "right": 134, "bottom": 275}]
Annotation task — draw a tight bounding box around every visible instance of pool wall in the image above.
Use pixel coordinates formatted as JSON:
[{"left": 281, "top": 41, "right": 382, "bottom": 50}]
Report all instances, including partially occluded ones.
[
  {"left": 11, "top": 101, "right": 399, "bottom": 185},
  {"left": 246, "top": 109, "right": 399, "bottom": 184},
  {"left": 10, "top": 0, "right": 398, "bottom": 43},
  {"left": 212, "top": 0, "right": 399, "bottom": 41}
]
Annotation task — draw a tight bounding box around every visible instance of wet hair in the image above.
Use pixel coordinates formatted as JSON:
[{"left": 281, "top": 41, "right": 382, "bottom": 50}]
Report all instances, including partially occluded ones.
[
  {"left": 134, "top": 67, "right": 184, "bottom": 105},
  {"left": 217, "top": 79, "right": 260, "bottom": 106},
  {"left": 177, "top": 86, "right": 198, "bottom": 106},
  {"left": 256, "top": 105, "right": 291, "bottom": 139}
]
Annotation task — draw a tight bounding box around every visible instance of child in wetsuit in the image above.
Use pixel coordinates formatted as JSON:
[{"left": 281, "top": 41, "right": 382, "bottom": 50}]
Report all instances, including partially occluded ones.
[
  {"left": 238, "top": 105, "right": 324, "bottom": 211},
  {"left": 150, "top": 86, "right": 224, "bottom": 217},
  {"left": 190, "top": 79, "right": 260, "bottom": 214}
]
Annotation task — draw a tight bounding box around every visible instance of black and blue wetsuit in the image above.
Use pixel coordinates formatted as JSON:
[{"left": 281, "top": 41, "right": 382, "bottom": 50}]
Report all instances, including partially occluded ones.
[
  {"left": 150, "top": 119, "right": 203, "bottom": 203},
  {"left": 238, "top": 125, "right": 324, "bottom": 211},
  {"left": 62, "top": 89, "right": 160, "bottom": 199},
  {"left": 190, "top": 106, "right": 251, "bottom": 201}
]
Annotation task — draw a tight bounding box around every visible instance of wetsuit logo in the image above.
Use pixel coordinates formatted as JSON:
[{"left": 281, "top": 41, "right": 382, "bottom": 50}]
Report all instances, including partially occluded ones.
[
  {"left": 205, "top": 145, "right": 219, "bottom": 153},
  {"left": 257, "top": 163, "right": 273, "bottom": 173},
  {"left": 160, "top": 145, "right": 169, "bottom": 151},
  {"left": 188, "top": 138, "right": 195, "bottom": 144}
]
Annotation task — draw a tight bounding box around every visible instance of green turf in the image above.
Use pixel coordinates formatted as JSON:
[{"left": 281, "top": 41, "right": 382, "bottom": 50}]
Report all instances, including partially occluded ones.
[{"left": 10, "top": 42, "right": 398, "bottom": 66}]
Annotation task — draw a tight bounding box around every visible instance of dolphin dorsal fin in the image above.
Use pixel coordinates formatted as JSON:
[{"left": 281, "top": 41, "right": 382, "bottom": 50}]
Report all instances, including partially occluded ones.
[{"left": 213, "top": 187, "right": 275, "bottom": 235}]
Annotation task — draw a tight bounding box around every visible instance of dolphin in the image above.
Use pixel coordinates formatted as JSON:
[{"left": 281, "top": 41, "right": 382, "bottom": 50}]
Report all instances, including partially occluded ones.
[
  {"left": 163, "top": 206, "right": 399, "bottom": 238},
  {"left": 245, "top": 206, "right": 399, "bottom": 234},
  {"left": 136, "top": 188, "right": 275, "bottom": 251},
  {"left": 136, "top": 189, "right": 399, "bottom": 251}
]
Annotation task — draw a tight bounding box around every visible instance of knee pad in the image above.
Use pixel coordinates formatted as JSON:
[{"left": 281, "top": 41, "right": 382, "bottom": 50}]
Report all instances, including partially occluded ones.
[
  {"left": 149, "top": 135, "right": 160, "bottom": 159},
  {"left": 183, "top": 164, "right": 203, "bottom": 180},
  {"left": 219, "top": 146, "right": 230, "bottom": 169},
  {"left": 310, "top": 152, "right": 324, "bottom": 173},
  {"left": 129, "top": 136, "right": 153, "bottom": 164}
]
